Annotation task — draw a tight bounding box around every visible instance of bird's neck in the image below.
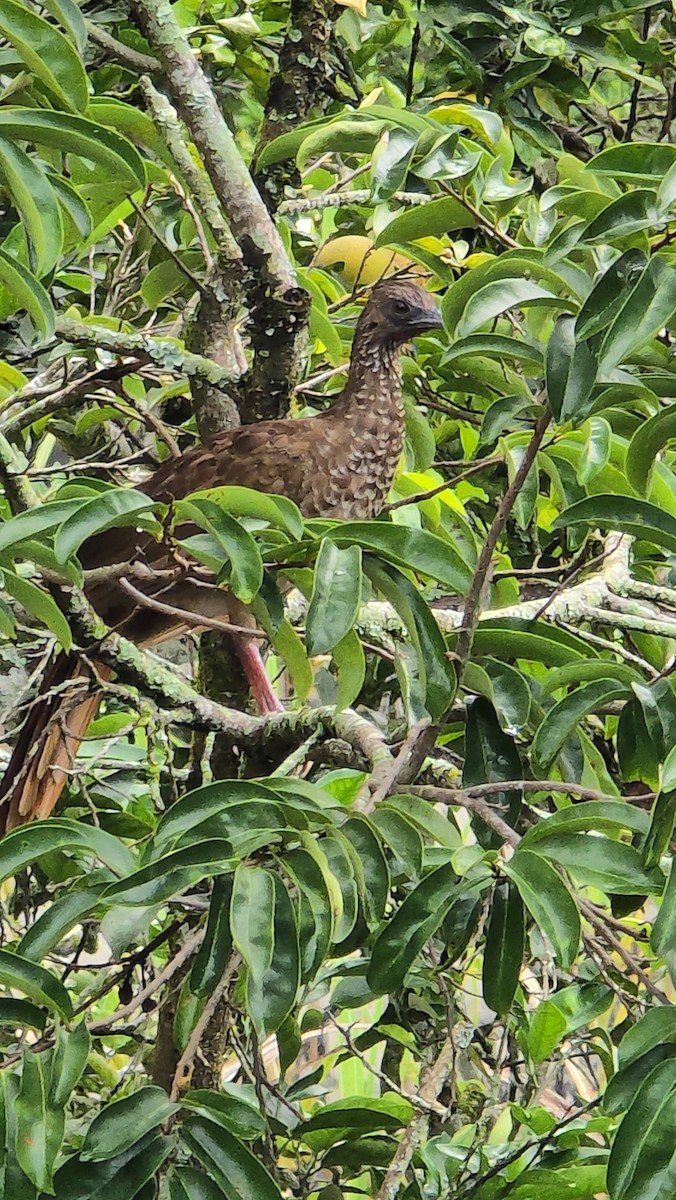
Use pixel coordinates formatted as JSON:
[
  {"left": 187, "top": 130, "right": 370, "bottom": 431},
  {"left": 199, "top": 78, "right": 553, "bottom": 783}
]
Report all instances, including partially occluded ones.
[{"left": 337, "top": 331, "right": 403, "bottom": 416}]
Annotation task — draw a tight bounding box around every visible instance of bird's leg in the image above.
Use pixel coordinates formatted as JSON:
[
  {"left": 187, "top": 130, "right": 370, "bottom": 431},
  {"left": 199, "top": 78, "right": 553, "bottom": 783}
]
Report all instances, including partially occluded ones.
[
  {"left": 225, "top": 593, "right": 283, "bottom": 715},
  {"left": 231, "top": 633, "right": 282, "bottom": 714}
]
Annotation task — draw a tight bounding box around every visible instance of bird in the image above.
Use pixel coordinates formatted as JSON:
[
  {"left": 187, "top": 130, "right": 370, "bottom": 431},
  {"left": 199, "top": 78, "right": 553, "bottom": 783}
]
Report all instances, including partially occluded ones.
[{"left": 0, "top": 278, "right": 443, "bottom": 833}]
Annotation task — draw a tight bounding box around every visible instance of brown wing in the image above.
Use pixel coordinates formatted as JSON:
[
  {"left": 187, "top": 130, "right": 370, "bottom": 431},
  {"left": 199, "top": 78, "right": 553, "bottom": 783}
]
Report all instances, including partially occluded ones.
[{"left": 142, "top": 417, "right": 312, "bottom": 505}]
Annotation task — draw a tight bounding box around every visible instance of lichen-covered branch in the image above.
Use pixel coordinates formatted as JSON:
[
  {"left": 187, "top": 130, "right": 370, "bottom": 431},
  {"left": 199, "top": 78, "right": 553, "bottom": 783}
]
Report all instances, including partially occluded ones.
[{"left": 129, "top": 0, "right": 296, "bottom": 295}]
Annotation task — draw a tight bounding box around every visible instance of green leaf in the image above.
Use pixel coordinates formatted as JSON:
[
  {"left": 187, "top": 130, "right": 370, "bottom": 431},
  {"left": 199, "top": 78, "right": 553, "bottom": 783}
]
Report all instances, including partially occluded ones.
[
  {"left": 553, "top": 495, "right": 676, "bottom": 555},
  {"left": 443, "top": 333, "right": 544, "bottom": 370},
  {"left": 586, "top": 143, "right": 676, "bottom": 183},
  {"left": 54, "top": 1132, "right": 172, "bottom": 1200},
  {"left": 342, "top": 816, "right": 390, "bottom": 928},
  {"left": 368, "top": 865, "right": 459, "bottom": 994},
  {"left": 104, "top": 841, "right": 237, "bottom": 907},
  {"left": 653, "top": 859, "right": 676, "bottom": 966},
  {"left": 190, "top": 877, "right": 233, "bottom": 998},
  {"left": 504, "top": 849, "right": 580, "bottom": 968},
  {"left": 457, "top": 278, "right": 560, "bottom": 337},
  {"left": 619, "top": 1008, "right": 676, "bottom": 1070},
  {"left": 534, "top": 831, "right": 662, "bottom": 895},
  {"left": 0, "top": 997, "right": 46, "bottom": 1030},
  {"left": 626, "top": 404, "right": 676, "bottom": 496},
  {"left": 182, "top": 1114, "right": 283, "bottom": 1200},
  {"left": 182, "top": 1088, "right": 265, "bottom": 1142},
  {"left": 0, "top": 948, "right": 72, "bottom": 1017},
  {"left": 0, "top": 108, "right": 146, "bottom": 193},
  {"left": 365, "top": 560, "right": 455, "bottom": 719},
  {"left": 577, "top": 417, "right": 611, "bottom": 484},
  {"left": 20, "top": 886, "right": 103, "bottom": 962},
  {"left": 300, "top": 1093, "right": 413, "bottom": 1148},
  {"left": 575, "top": 249, "right": 647, "bottom": 341},
  {"left": 54, "top": 488, "right": 158, "bottom": 564},
  {"left": 525, "top": 1001, "right": 568, "bottom": 1065},
  {"left": 231, "top": 866, "right": 299, "bottom": 1036},
  {"left": 15, "top": 1049, "right": 64, "bottom": 1193},
  {"left": 441, "top": 250, "right": 573, "bottom": 336},
  {"left": 169, "top": 1165, "right": 227, "bottom": 1200},
  {"left": 470, "top": 617, "right": 592, "bottom": 665},
  {"left": 153, "top": 779, "right": 286, "bottom": 853},
  {"left": 41, "top": 0, "right": 86, "bottom": 51},
  {"left": 585, "top": 189, "right": 663, "bottom": 242},
  {"left": 482, "top": 880, "right": 524, "bottom": 1015},
  {"left": 332, "top": 629, "right": 366, "bottom": 711},
  {"left": 177, "top": 499, "right": 263, "bottom": 602},
  {"left": 81, "top": 1087, "right": 177, "bottom": 1162},
  {"left": 545, "top": 315, "right": 597, "bottom": 423},
  {"left": 326, "top": 521, "right": 472, "bottom": 594},
  {"left": 2, "top": 569, "right": 72, "bottom": 649},
  {"left": 0, "top": 500, "right": 83, "bottom": 557},
  {"left": 607, "top": 1059, "right": 676, "bottom": 1200},
  {"left": 463, "top": 697, "right": 522, "bottom": 846},
  {"left": 532, "top": 679, "right": 630, "bottom": 771},
  {"left": 522, "top": 800, "right": 648, "bottom": 844},
  {"left": 372, "top": 808, "right": 423, "bottom": 876},
  {"left": 306, "top": 540, "right": 362, "bottom": 655},
  {"left": 644, "top": 787, "right": 674, "bottom": 882},
  {"left": 280, "top": 848, "right": 333, "bottom": 981},
  {"left": 0, "top": 248, "right": 54, "bottom": 339},
  {"left": 0, "top": 135, "right": 63, "bottom": 277},
  {"left": 599, "top": 257, "right": 676, "bottom": 374},
  {"left": 0, "top": 0, "right": 88, "bottom": 112},
  {"left": 371, "top": 128, "right": 418, "bottom": 202},
  {"left": 0, "top": 817, "right": 134, "bottom": 882},
  {"left": 321, "top": 833, "right": 359, "bottom": 943},
  {"left": 375, "top": 195, "right": 475, "bottom": 247},
  {"left": 50, "top": 1021, "right": 90, "bottom": 1107}
]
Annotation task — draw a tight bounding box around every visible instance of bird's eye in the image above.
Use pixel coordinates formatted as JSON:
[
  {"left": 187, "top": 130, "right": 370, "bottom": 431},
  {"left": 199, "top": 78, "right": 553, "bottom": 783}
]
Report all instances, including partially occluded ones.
[{"left": 394, "top": 299, "right": 410, "bottom": 314}]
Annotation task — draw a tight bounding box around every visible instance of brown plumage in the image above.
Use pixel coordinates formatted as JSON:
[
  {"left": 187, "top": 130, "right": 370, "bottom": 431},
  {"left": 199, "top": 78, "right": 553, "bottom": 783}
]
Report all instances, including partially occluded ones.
[{"left": 0, "top": 280, "right": 443, "bottom": 833}]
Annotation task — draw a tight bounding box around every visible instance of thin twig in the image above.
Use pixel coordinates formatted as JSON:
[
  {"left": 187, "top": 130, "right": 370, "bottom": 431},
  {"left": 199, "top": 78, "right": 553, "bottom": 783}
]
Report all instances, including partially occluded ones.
[
  {"left": 119, "top": 576, "right": 268, "bottom": 639},
  {"left": 88, "top": 928, "right": 204, "bottom": 1031},
  {"left": 375, "top": 1037, "right": 454, "bottom": 1200},
  {"left": 455, "top": 407, "right": 551, "bottom": 667},
  {"left": 170, "top": 952, "right": 240, "bottom": 1100}
]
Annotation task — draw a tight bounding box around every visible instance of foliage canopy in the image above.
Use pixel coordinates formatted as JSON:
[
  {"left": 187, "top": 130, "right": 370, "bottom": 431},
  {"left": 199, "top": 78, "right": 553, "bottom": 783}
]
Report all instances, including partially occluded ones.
[{"left": 0, "top": 0, "right": 674, "bottom": 1197}]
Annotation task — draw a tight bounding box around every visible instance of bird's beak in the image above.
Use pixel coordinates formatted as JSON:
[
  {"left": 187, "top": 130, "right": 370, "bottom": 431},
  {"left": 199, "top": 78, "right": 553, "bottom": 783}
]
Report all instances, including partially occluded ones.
[{"left": 411, "top": 305, "right": 444, "bottom": 334}]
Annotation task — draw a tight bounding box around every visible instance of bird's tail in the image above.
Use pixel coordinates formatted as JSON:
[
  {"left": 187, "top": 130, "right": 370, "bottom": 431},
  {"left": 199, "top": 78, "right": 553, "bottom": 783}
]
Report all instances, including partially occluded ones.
[{"left": 0, "top": 653, "right": 110, "bottom": 835}]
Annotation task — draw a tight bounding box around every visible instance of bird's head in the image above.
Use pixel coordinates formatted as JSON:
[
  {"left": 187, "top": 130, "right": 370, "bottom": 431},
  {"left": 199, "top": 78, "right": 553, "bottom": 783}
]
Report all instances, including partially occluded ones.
[{"left": 357, "top": 278, "right": 444, "bottom": 346}]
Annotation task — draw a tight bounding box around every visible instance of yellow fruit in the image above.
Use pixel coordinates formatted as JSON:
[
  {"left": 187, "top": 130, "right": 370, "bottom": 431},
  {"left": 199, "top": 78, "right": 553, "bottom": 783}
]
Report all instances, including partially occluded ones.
[{"left": 313, "top": 236, "right": 418, "bottom": 285}]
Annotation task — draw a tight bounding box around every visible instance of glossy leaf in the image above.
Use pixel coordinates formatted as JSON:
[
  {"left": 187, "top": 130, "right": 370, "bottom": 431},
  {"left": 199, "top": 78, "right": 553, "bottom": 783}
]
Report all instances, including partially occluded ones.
[
  {"left": 504, "top": 849, "right": 580, "bottom": 968},
  {"left": 54, "top": 488, "right": 158, "bottom": 565},
  {"left": 0, "top": 135, "right": 63, "bottom": 277},
  {"left": 531, "top": 679, "right": 630, "bottom": 770},
  {"left": 483, "top": 881, "right": 524, "bottom": 1014},
  {"left": 533, "top": 832, "right": 662, "bottom": 895},
  {"left": 607, "top": 1059, "right": 676, "bottom": 1200},
  {"left": 306, "top": 540, "right": 362, "bottom": 655},
  {"left": 376, "top": 195, "right": 474, "bottom": 247},
  {"left": 2, "top": 569, "right": 72, "bottom": 649},
  {"left": 599, "top": 257, "right": 676, "bottom": 374},
  {"left": 0, "top": 949, "right": 71, "bottom": 1017},
  {"left": 0, "top": 108, "right": 146, "bottom": 193},
  {"left": 368, "top": 865, "right": 459, "bottom": 994},
  {"left": 0, "top": 248, "right": 55, "bottom": 338},
  {"left": 189, "top": 877, "right": 233, "bottom": 998},
  {"left": 626, "top": 404, "right": 676, "bottom": 496},
  {"left": 15, "top": 1049, "right": 64, "bottom": 1192},
  {"left": 553, "top": 495, "right": 676, "bottom": 555},
  {"left": 0, "top": 0, "right": 88, "bottom": 112},
  {"left": 182, "top": 1114, "right": 283, "bottom": 1200},
  {"left": 81, "top": 1087, "right": 177, "bottom": 1162},
  {"left": 326, "top": 521, "right": 472, "bottom": 593}
]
